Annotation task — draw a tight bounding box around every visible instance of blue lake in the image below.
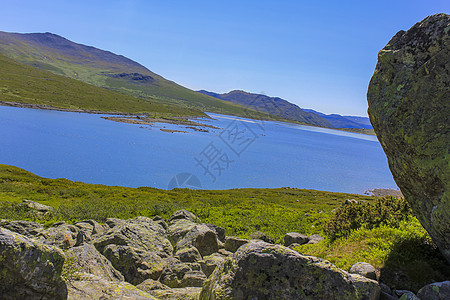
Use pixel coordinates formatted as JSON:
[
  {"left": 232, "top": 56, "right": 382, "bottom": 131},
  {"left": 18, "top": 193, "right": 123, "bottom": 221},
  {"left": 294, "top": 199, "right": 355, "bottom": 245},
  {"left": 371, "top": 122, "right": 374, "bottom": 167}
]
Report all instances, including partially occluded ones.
[{"left": 0, "top": 106, "right": 397, "bottom": 194}]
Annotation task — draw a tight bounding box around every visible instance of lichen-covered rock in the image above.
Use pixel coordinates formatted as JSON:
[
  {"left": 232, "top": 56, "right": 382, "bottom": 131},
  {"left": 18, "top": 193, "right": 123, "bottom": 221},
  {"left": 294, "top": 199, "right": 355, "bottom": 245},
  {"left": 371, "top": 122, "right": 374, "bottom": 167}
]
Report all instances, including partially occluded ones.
[
  {"left": 176, "top": 246, "right": 202, "bottom": 263},
  {"left": 160, "top": 261, "right": 193, "bottom": 288},
  {"left": 205, "top": 224, "right": 226, "bottom": 242},
  {"left": 137, "top": 278, "right": 171, "bottom": 292},
  {"left": 181, "top": 270, "right": 208, "bottom": 287},
  {"left": 200, "top": 241, "right": 380, "bottom": 300},
  {"left": 224, "top": 236, "right": 249, "bottom": 253},
  {"left": 148, "top": 287, "right": 201, "bottom": 300},
  {"left": 39, "top": 221, "right": 82, "bottom": 249},
  {"left": 284, "top": 232, "right": 309, "bottom": 246},
  {"left": 350, "top": 262, "right": 378, "bottom": 281},
  {"left": 168, "top": 218, "right": 197, "bottom": 245},
  {"left": 93, "top": 216, "right": 173, "bottom": 284},
  {"left": 65, "top": 243, "right": 124, "bottom": 282},
  {"left": 0, "top": 228, "right": 67, "bottom": 299},
  {"left": 176, "top": 224, "right": 219, "bottom": 257},
  {"left": 67, "top": 273, "right": 156, "bottom": 299},
  {"left": 249, "top": 231, "right": 274, "bottom": 243},
  {"left": 169, "top": 210, "right": 200, "bottom": 223},
  {"left": 417, "top": 280, "right": 450, "bottom": 300},
  {"left": 200, "top": 253, "right": 226, "bottom": 277},
  {"left": 0, "top": 220, "right": 44, "bottom": 238},
  {"left": 367, "top": 13, "right": 450, "bottom": 262},
  {"left": 307, "top": 234, "right": 324, "bottom": 244},
  {"left": 19, "top": 199, "right": 54, "bottom": 212},
  {"left": 75, "top": 219, "right": 108, "bottom": 241}
]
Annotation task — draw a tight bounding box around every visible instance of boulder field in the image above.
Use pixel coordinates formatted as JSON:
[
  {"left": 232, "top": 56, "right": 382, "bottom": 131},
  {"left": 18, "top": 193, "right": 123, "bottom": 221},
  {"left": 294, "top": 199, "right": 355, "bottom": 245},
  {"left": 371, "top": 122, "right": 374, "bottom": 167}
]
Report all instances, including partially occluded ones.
[
  {"left": 2, "top": 206, "right": 449, "bottom": 299},
  {"left": 367, "top": 13, "right": 449, "bottom": 263}
]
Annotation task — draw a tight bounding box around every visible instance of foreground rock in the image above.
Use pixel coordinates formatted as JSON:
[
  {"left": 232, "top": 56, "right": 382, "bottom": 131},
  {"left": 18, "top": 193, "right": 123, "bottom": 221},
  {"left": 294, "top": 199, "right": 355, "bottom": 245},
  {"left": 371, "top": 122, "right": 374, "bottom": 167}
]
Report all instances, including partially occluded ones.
[
  {"left": 367, "top": 13, "right": 450, "bottom": 262},
  {"left": 0, "top": 228, "right": 67, "bottom": 299},
  {"left": 200, "top": 241, "right": 380, "bottom": 299},
  {"left": 67, "top": 274, "right": 156, "bottom": 299},
  {"left": 93, "top": 216, "right": 173, "bottom": 285}
]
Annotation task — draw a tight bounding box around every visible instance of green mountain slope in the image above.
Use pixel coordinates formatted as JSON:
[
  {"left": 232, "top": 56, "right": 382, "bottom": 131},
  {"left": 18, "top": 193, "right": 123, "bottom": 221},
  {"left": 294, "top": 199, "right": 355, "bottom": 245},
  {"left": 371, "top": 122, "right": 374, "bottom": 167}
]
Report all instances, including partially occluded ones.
[
  {"left": 0, "top": 31, "right": 253, "bottom": 116},
  {"left": 198, "top": 90, "right": 334, "bottom": 127},
  {"left": 0, "top": 52, "right": 202, "bottom": 116}
]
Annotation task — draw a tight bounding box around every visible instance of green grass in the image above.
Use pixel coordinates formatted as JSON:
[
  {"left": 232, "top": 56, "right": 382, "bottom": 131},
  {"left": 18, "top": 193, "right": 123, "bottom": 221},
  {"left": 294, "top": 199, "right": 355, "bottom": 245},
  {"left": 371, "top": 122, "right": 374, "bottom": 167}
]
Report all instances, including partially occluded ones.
[
  {"left": 0, "top": 163, "right": 448, "bottom": 291},
  {"left": 0, "top": 53, "right": 203, "bottom": 117}
]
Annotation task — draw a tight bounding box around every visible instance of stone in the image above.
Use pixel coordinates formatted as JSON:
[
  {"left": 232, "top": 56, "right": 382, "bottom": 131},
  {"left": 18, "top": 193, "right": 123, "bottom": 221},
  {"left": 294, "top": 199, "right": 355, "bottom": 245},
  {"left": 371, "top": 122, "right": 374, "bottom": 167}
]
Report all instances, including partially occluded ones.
[
  {"left": 284, "top": 232, "right": 309, "bottom": 246},
  {"left": 308, "top": 234, "right": 325, "bottom": 244},
  {"left": 19, "top": 199, "right": 54, "bottom": 212},
  {"left": 38, "top": 221, "right": 82, "bottom": 249},
  {"left": 0, "top": 228, "right": 67, "bottom": 299},
  {"left": 159, "top": 261, "right": 193, "bottom": 288},
  {"left": 367, "top": 13, "right": 450, "bottom": 262},
  {"left": 181, "top": 270, "right": 208, "bottom": 287},
  {"left": 176, "top": 246, "right": 202, "bottom": 263},
  {"left": 249, "top": 230, "right": 274, "bottom": 243},
  {"left": 349, "top": 262, "right": 378, "bottom": 281},
  {"left": 168, "top": 218, "right": 197, "bottom": 245},
  {"left": 205, "top": 223, "right": 226, "bottom": 242},
  {"left": 417, "top": 280, "right": 450, "bottom": 300},
  {"left": 224, "top": 236, "right": 249, "bottom": 252},
  {"left": 67, "top": 273, "right": 156, "bottom": 299},
  {"left": 0, "top": 220, "right": 44, "bottom": 238},
  {"left": 398, "top": 292, "right": 420, "bottom": 300},
  {"left": 176, "top": 224, "right": 219, "bottom": 257},
  {"left": 137, "top": 278, "right": 171, "bottom": 291},
  {"left": 93, "top": 216, "right": 173, "bottom": 284},
  {"left": 105, "top": 217, "right": 125, "bottom": 228},
  {"left": 200, "top": 241, "right": 380, "bottom": 300},
  {"left": 148, "top": 287, "right": 202, "bottom": 300},
  {"left": 200, "top": 253, "right": 226, "bottom": 277},
  {"left": 169, "top": 210, "right": 200, "bottom": 223},
  {"left": 65, "top": 243, "right": 124, "bottom": 282}
]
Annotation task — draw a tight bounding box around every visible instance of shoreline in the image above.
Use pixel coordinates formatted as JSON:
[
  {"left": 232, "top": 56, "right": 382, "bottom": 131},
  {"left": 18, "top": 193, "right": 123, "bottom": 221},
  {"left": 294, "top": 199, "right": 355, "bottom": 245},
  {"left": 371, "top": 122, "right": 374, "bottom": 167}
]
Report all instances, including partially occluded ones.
[{"left": 0, "top": 100, "right": 374, "bottom": 136}]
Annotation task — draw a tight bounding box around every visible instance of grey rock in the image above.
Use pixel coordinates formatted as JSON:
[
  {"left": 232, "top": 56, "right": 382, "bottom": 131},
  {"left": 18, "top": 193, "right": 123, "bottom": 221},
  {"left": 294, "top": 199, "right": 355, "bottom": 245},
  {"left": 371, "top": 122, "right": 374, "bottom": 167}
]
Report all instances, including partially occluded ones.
[
  {"left": 367, "top": 13, "right": 450, "bottom": 263},
  {"left": 19, "top": 199, "right": 54, "bottom": 212},
  {"left": 93, "top": 216, "right": 173, "bottom": 284},
  {"left": 307, "top": 233, "right": 325, "bottom": 244},
  {"left": 159, "top": 261, "right": 193, "bottom": 288},
  {"left": 224, "top": 236, "right": 249, "bottom": 253},
  {"left": 176, "top": 246, "right": 202, "bottom": 263},
  {"left": 169, "top": 210, "right": 200, "bottom": 224},
  {"left": 417, "top": 280, "right": 450, "bottom": 300},
  {"left": 67, "top": 273, "right": 156, "bottom": 299},
  {"left": 249, "top": 230, "right": 274, "bottom": 243},
  {"left": 176, "top": 224, "right": 219, "bottom": 257},
  {"left": 148, "top": 287, "right": 201, "bottom": 300},
  {"left": 0, "top": 220, "right": 44, "bottom": 238},
  {"left": 205, "top": 223, "right": 226, "bottom": 242},
  {"left": 284, "top": 232, "right": 309, "bottom": 246},
  {"left": 66, "top": 243, "right": 124, "bottom": 282},
  {"left": 200, "top": 253, "right": 226, "bottom": 277},
  {"left": 349, "top": 262, "right": 378, "bottom": 281},
  {"left": 39, "top": 221, "right": 82, "bottom": 249},
  {"left": 0, "top": 228, "right": 67, "bottom": 299},
  {"left": 137, "top": 278, "right": 171, "bottom": 291},
  {"left": 181, "top": 270, "right": 208, "bottom": 287},
  {"left": 200, "top": 241, "right": 380, "bottom": 300}
]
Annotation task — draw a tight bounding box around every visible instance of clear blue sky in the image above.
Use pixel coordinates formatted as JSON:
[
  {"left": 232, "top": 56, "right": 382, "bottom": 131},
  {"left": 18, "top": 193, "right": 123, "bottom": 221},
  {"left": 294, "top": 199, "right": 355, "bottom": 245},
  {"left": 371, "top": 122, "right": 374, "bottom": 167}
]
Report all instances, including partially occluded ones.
[{"left": 1, "top": 1, "right": 447, "bottom": 116}]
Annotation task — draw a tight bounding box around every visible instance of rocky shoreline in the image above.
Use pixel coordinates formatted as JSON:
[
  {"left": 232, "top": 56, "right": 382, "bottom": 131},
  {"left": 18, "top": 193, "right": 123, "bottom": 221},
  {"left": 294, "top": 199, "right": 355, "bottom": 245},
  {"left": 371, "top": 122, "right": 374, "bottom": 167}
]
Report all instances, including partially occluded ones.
[{"left": 1, "top": 201, "right": 448, "bottom": 300}]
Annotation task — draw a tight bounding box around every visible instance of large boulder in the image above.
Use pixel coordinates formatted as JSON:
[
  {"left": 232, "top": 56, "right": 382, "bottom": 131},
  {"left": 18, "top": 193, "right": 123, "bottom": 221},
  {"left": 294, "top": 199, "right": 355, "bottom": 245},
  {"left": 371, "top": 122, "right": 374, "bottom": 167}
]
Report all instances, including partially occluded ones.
[
  {"left": 0, "top": 220, "right": 44, "bottom": 238},
  {"left": 65, "top": 243, "right": 124, "bottom": 282},
  {"left": 0, "top": 228, "right": 67, "bottom": 299},
  {"left": 93, "top": 216, "right": 173, "bottom": 284},
  {"left": 38, "top": 221, "right": 82, "bottom": 249},
  {"left": 67, "top": 273, "right": 156, "bottom": 299},
  {"left": 367, "top": 13, "right": 450, "bottom": 262},
  {"left": 417, "top": 281, "right": 450, "bottom": 300},
  {"left": 200, "top": 241, "right": 380, "bottom": 300}
]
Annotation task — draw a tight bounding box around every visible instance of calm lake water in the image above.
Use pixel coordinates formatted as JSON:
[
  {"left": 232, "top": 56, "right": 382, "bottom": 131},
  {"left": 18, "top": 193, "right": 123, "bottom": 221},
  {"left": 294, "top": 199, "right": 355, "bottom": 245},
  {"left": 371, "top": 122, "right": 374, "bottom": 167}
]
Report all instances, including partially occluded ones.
[{"left": 0, "top": 106, "right": 397, "bottom": 194}]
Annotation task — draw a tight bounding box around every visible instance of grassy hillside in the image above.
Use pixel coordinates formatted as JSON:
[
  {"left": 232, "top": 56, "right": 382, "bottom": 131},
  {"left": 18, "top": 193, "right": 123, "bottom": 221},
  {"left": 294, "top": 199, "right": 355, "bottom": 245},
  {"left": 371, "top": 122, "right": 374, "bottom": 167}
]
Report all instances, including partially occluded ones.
[
  {"left": 0, "top": 31, "right": 264, "bottom": 117},
  {"left": 0, "top": 164, "right": 448, "bottom": 291},
  {"left": 0, "top": 52, "right": 203, "bottom": 116}
]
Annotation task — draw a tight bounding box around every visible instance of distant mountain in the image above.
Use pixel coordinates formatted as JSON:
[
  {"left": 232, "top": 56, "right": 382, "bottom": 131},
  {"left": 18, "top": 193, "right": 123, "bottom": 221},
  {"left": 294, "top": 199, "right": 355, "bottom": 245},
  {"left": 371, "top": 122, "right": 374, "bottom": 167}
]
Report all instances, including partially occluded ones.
[
  {"left": 0, "top": 31, "right": 254, "bottom": 116},
  {"left": 303, "top": 109, "right": 373, "bottom": 129},
  {"left": 198, "top": 90, "right": 334, "bottom": 128}
]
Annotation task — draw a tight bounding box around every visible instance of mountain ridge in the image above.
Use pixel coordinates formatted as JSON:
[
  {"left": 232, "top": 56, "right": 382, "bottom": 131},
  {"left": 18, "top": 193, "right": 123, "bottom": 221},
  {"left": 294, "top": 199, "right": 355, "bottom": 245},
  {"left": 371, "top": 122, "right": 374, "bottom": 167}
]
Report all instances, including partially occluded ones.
[{"left": 199, "top": 90, "right": 372, "bottom": 129}]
